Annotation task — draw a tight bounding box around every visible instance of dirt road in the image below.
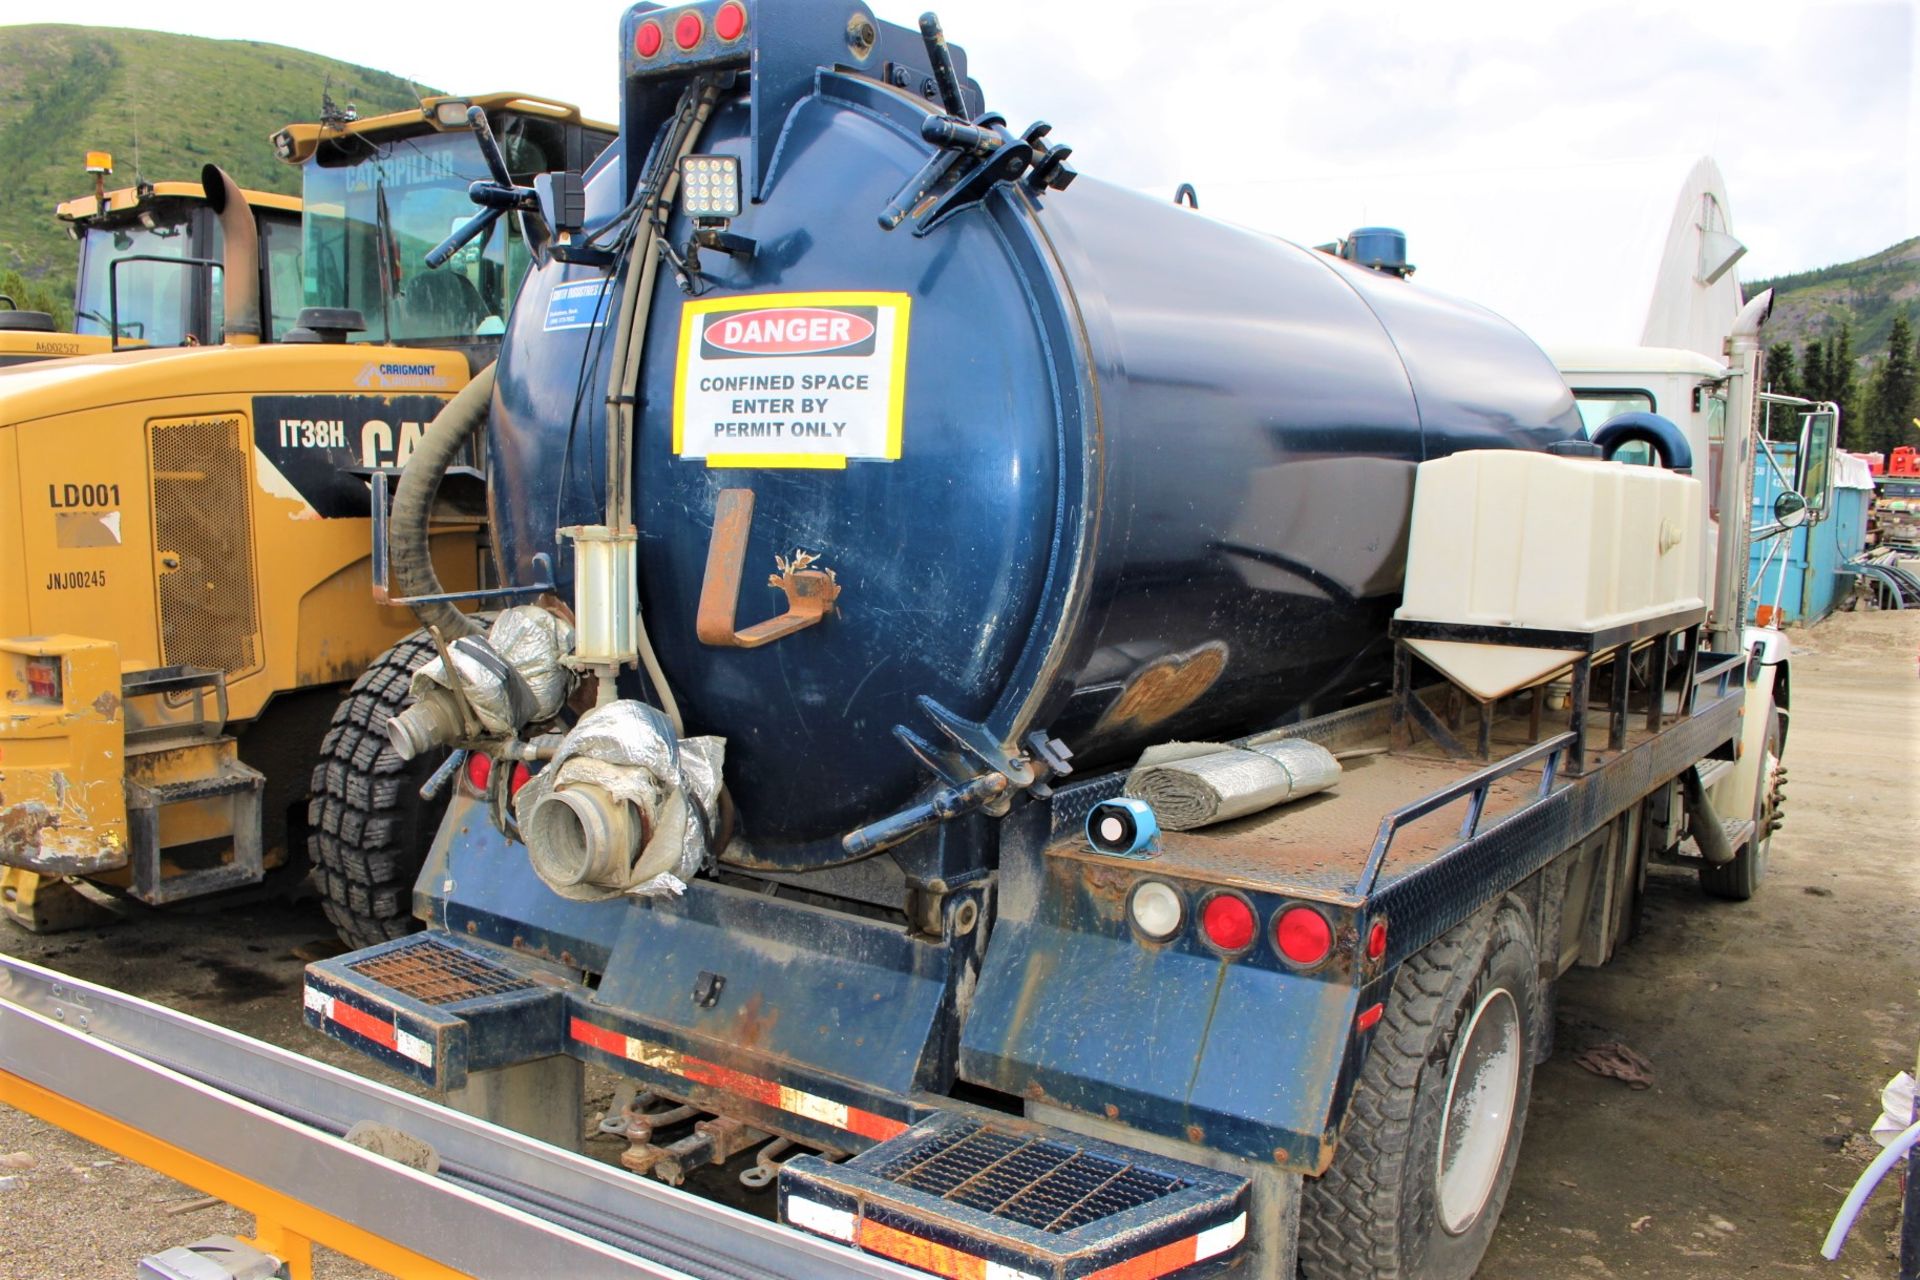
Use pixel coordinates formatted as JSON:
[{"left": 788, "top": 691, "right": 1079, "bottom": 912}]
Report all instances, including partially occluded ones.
[
  {"left": 0, "top": 608, "right": 1915, "bottom": 1278},
  {"left": 1480, "top": 608, "right": 1920, "bottom": 1280}
]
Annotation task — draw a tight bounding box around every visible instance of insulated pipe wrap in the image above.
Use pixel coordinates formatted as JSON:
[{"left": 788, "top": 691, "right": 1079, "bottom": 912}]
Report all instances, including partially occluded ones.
[
  {"left": 1125, "top": 739, "right": 1342, "bottom": 831},
  {"left": 390, "top": 365, "right": 494, "bottom": 641}
]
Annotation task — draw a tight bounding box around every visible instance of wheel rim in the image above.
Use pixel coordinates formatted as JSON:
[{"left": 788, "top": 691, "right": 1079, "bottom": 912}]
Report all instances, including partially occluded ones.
[
  {"left": 1436, "top": 987, "right": 1522, "bottom": 1235},
  {"left": 1754, "top": 744, "right": 1782, "bottom": 876}
]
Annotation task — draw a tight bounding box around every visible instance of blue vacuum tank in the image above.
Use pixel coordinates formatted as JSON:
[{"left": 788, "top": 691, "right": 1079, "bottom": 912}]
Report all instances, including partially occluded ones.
[{"left": 484, "top": 0, "right": 1583, "bottom": 872}]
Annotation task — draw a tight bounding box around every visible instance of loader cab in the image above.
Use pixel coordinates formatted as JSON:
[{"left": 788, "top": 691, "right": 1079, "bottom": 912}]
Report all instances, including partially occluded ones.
[
  {"left": 276, "top": 94, "right": 615, "bottom": 364},
  {"left": 58, "top": 182, "right": 304, "bottom": 349}
]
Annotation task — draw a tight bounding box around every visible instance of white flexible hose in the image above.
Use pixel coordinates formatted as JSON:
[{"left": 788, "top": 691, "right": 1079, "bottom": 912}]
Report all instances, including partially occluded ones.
[{"left": 1820, "top": 1118, "right": 1920, "bottom": 1259}]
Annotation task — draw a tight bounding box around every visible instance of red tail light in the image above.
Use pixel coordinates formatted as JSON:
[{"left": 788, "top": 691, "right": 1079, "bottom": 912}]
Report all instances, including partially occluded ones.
[
  {"left": 635, "top": 19, "right": 664, "bottom": 56},
  {"left": 464, "top": 752, "right": 493, "bottom": 794},
  {"left": 674, "top": 10, "right": 704, "bottom": 48},
  {"left": 714, "top": 1, "right": 747, "bottom": 40},
  {"left": 1275, "top": 906, "right": 1333, "bottom": 967},
  {"left": 509, "top": 762, "right": 534, "bottom": 798},
  {"left": 1200, "top": 894, "right": 1256, "bottom": 953},
  {"left": 1366, "top": 919, "right": 1388, "bottom": 961}
]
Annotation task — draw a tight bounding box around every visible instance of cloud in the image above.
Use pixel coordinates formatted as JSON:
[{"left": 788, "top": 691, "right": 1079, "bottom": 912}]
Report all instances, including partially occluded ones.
[{"left": 7, "top": 0, "right": 1908, "bottom": 275}]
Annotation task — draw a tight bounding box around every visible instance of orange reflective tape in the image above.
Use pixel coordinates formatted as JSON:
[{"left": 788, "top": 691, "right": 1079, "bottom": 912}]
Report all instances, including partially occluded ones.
[
  {"left": 329, "top": 1000, "right": 396, "bottom": 1051},
  {"left": 1086, "top": 1233, "right": 1196, "bottom": 1280},
  {"left": 566, "top": 1021, "right": 911, "bottom": 1142},
  {"left": 568, "top": 1017, "right": 627, "bottom": 1057},
  {"left": 682, "top": 1056, "right": 784, "bottom": 1108},
  {"left": 857, "top": 1218, "right": 986, "bottom": 1280},
  {"left": 846, "top": 1108, "right": 910, "bottom": 1141}
]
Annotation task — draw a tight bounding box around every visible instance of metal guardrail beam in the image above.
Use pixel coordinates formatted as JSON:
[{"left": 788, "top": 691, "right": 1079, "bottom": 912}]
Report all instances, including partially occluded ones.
[{"left": 0, "top": 956, "right": 916, "bottom": 1280}]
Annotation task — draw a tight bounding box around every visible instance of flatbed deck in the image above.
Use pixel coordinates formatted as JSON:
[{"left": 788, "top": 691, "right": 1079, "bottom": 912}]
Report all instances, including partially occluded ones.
[{"left": 1049, "top": 651, "right": 1746, "bottom": 925}]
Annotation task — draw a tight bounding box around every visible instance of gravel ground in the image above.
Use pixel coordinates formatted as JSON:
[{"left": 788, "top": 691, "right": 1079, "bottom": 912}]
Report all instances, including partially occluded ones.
[{"left": 0, "top": 607, "right": 1914, "bottom": 1278}]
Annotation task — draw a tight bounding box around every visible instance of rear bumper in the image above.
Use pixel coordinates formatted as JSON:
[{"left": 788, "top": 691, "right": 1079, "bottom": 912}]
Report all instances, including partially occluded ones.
[{"left": 303, "top": 931, "right": 925, "bottom": 1153}]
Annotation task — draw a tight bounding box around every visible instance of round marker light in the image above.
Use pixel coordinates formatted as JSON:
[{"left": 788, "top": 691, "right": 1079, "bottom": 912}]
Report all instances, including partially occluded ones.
[
  {"left": 1367, "top": 919, "right": 1388, "bottom": 961},
  {"left": 674, "top": 11, "right": 704, "bottom": 49},
  {"left": 1275, "top": 906, "right": 1334, "bottom": 967},
  {"left": 714, "top": 1, "right": 746, "bottom": 40},
  {"left": 1128, "top": 881, "right": 1184, "bottom": 942},
  {"left": 635, "top": 20, "right": 663, "bottom": 56},
  {"left": 1200, "top": 894, "right": 1256, "bottom": 953},
  {"left": 509, "top": 762, "right": 534, "bottom": 798},
  {"left": 464, "top": 751, "right": 492, "bottom": 794}
]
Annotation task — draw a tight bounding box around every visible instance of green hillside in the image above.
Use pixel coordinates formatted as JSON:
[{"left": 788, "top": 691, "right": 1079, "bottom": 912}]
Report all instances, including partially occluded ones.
[
  {"left": 1747, "top": 237, "right": 1920, "bottom": 454},
  {"left": 0, "top": 24, "right": 431, "bottom": 324},
  {"left": 1749, "top": 237, "right": 1920, "bottom": 357}
]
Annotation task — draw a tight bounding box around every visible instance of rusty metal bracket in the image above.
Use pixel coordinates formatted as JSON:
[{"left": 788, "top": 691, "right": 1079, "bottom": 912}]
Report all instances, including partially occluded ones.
[{"left": 696, "top": 489, "right": 841, "bottom": 649}]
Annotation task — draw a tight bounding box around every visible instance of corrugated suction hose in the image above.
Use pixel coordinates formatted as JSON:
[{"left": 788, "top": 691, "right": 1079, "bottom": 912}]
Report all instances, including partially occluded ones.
[{"left": 390, "top": 364, "right": 494, "bottom": 642}]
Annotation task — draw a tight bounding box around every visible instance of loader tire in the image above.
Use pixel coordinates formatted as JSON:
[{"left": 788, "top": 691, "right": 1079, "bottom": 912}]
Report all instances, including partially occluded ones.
[
  {"left": 1298, "top": 906, "right": 1540, "bottom": 1280},
  {"left": 309, "top": 628, "right": 462, "bottom": 950}
]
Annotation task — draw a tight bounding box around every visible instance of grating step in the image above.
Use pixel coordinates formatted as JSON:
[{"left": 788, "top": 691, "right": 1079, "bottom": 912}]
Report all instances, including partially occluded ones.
[
  {"left": 305, "top": 932, "right": 566, "bottom": 1090},
  {"left": 781, "top": 1112, "right": 1247, "bottom": 1279}
]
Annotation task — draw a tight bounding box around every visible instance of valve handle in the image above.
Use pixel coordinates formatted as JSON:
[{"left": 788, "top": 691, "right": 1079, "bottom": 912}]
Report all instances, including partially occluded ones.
[
  {"left": 424, "top": 107, "right": 540, "bottom": 268},
  {"left": 917, "top": 13, "right": 969, "bottom": 118}
]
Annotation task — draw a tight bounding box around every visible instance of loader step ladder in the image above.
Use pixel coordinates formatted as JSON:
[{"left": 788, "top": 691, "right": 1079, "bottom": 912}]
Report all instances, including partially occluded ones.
[
  {"left": 0, "top": 955, "right": 921, "bottom": 1280},
  {"left": 119, "top": 665, "right": 266, "bottom": 904}
]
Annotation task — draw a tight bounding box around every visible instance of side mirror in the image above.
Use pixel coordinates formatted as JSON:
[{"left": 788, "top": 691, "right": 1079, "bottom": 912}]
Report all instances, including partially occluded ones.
[
  {"left": 1793, "top": 408, "right": 1837, "bottom": 520},
  {"left": 1773, "top": 489, "right": 1809, "bottom": 529}
]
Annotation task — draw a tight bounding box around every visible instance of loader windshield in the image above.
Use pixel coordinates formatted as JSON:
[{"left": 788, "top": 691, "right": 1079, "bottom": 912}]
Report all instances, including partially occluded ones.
[
  {"left": 72, "top": 206, "right": 209, "bottom": 347},
  {"left": 299, "top": 124, "right": 541, "bottom": 344}
]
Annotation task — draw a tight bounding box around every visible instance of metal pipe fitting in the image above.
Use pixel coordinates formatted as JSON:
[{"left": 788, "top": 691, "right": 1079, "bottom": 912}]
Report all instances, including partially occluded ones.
[
  {"left": 386, "top": 687, "right": 466, "bottom": 761},
  {"left": 524, "top": 781, "right": 648, "bottom": 891}
]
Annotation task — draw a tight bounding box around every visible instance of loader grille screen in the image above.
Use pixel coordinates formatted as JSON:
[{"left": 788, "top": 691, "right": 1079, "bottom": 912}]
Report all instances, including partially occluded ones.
[
  {"left": 150, "top": 415, "right": 260, "bottom": 675},
  {"left": 870, "top": 1120, "right": 1189, "bottom": 1234},
  {"left": 348, "top": 935, "right": 538, "bottom": 1005}
]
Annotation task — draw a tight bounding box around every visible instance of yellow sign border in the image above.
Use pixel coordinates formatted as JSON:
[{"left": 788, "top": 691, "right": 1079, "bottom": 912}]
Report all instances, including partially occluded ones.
[{"left": 672, "top": 290, "right": 912, "bottom": 468}]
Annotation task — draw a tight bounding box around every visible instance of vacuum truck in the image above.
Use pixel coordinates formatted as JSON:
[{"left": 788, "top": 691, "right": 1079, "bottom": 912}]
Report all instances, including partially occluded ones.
[{"left": 289, "top": 4, "right": 1793, "bottom": 1277}]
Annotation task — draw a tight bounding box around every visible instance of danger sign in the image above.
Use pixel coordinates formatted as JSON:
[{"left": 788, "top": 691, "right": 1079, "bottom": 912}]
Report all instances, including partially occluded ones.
[{"left": 673, "top": 291, "right": 910, "bottom": 469}]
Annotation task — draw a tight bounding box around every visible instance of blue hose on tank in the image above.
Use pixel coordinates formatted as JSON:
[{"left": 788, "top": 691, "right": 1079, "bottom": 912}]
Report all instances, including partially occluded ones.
[{"left": 1591, "top": 411, "right": 1694, "bottom": 474}]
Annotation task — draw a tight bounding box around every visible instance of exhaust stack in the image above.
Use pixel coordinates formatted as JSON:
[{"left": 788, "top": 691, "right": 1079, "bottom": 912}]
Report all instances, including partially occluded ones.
[{"left": 200, "top": 164, "right": 262, "bottom": 346}]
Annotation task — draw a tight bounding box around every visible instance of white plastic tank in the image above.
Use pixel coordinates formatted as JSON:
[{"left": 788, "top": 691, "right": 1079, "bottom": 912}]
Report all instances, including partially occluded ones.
[{"left": 1396, "top": 450, "right": 1706, "bottom": 699}]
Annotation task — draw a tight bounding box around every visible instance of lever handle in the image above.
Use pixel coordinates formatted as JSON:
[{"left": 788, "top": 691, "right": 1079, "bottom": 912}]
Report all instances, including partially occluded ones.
[
  {"left": 917, "top": 13, "right": 969, "bottom": 117},
  {"left": 696, "top": 489, "right": 841, "bottom": 648},
  {"left": 425, "top": 208, "right": 501, "bottom": 268},
  {"left": 466, "top": 105, "right": 516, "bottom": 189}
]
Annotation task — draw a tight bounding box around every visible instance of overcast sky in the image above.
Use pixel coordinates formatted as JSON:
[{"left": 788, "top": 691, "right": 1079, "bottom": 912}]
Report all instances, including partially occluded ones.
[{"left": 8, "top": 0, "right": 1913, "bottom": 279}]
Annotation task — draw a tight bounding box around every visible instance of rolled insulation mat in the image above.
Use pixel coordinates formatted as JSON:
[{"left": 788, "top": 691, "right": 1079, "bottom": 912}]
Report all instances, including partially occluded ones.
[{"left": 1125, "top": 739, "right": 1342, "bottom": 831}]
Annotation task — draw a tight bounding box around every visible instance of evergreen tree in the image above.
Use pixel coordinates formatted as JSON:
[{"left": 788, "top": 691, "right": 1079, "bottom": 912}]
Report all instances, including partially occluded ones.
[
  {"left": 0, "top": 269, "right": 68, "bottom": 330},
  {"left": 1864, "top": 315, "right": 1917, "bottom": 455},
  {"left": 1829, "top": 323, "right": 1861, "bottom": 444},
  {"left": 1766, "top": 342, "right": 1800, "bottom": 398},
  {"left": 1802, "top": 338, "right": 1829, "bottom": 400}
]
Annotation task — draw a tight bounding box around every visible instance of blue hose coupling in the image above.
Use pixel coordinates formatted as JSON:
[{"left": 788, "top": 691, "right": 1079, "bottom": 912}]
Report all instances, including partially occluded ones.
[{"left": 1086, "top": 798, "right": 1160, "bottom": 857}]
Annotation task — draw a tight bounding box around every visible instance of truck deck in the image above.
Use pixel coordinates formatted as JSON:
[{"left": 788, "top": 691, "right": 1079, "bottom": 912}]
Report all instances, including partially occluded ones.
[{"left": 1051, "top": 644, "right": 1747, "bottom": 920}]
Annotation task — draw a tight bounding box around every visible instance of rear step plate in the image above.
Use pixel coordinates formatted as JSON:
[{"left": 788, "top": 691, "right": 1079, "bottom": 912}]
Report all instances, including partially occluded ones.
[
  {"left": 304, "top": 932, "right": 567, "bottom": 1090},
  {"left": 780, "top": 1112, "right": 1248, "bottom": 1279}
]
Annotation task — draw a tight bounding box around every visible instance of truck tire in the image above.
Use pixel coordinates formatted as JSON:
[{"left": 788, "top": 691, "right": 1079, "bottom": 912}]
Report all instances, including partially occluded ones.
[
  {"left": 1298, "top": 907, "right": 1540, "bottom": 1280},
  {"left": 1699, "top": 707, "right": 1783, "bottom": 901},
  {"left": 309, "top": 628, "right": 461, "bottom": 950}
]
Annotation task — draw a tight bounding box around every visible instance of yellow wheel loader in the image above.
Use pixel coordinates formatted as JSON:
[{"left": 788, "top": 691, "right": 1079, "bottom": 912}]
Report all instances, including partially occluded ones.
[
  {"left": 0, "top": 94, "right": 613, "bottom": 936},
  {"left": 0, "top": 173, "right": 300, "bottom": 367}
]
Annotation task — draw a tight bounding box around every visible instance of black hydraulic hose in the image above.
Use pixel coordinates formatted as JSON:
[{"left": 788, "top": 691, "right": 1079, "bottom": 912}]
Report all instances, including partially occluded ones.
[{"left": 390, "top": 364, "right": 494, "bottom": 641}]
